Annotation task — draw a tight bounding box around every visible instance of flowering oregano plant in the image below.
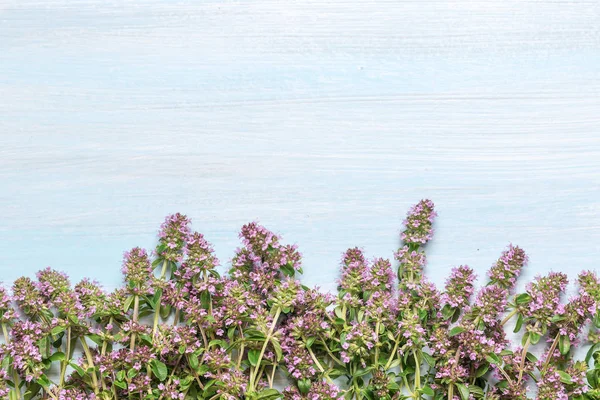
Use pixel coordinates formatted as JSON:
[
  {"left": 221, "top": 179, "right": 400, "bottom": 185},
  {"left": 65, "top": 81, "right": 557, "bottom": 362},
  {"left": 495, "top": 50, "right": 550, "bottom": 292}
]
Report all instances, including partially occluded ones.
[{"left": 1, "top": 201, "right": 600, "bottom": 400}]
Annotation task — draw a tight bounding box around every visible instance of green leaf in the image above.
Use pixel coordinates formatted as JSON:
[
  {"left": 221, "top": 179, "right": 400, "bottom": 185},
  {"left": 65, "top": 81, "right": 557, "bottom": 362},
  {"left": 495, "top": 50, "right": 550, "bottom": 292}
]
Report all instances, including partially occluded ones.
[
  {"left": 334, "top": 307, "right": 345, "bottom": 321},
  {"left": 455, "top": 383, "right": 469, "bottom": 400},
  {"left": 422, "top": 352, "right": 435, "bottom": 367},
  {"left": 441, "top": 305, "right": 455, "bottom": 320},
  {"left": 298, "top": 378, "right": 311, "bottom": 394},
  {"left": 525, "top": 352, "right": 538, "bottom": 363},
  {"left": 87, "top": 334, "right": 104, "bottom": 346},
  {"left": 127, "top": 367, "right": 138, "bottom": 379},
  {"left": 475, "top": 364, "right": 489, "bottom": 377},
  {"left": 559, "top": 335, "right": 571, "bottom": 355},
  {"left": 35, "top": 374, "right": 51, "bottom": 388},
  {"left": 280, "top": 263, "right": 295, "bottom": 277},
  {"left": 248, "top": 349, "right": 261, "bottom": 367},
  {"left": 305, "top": 337, "right": 316, "bottom": 349},
  {"left": 357, "top": 310, "right": 365, "bottom": 322},
  {"left": 152, "top": 257, "right": 164, "bottom": 267},
  {"left": 256, "top": 388, "right": 281, "bottom": 400},
  {"left": 116, "top": 370, "right": 126, "bottom": 381},
  {"left": 189, "top": 353, "right": 199, "bottom": 370},
  {"left": 47, "top": 352, "right": 65, "bottom": 362},
  {"left": 209, "top": 339, "right": 226, "bottom": 348},
  {"left": 23, "top": 382, "right": 41, "bottom": 400},
  {"left": 451, "top": 308, "right": 461, "bottom": 323},
  {"left": 469, "top": 386, "right": 484, "bottom": 397},
  {"left": 272, "top": 338, "right": 283, "bottom": 362},
  {"left": 587, "top": 369, "right": 598, "bottom": 388},
  {"left": 151, "top": 359, "right": 168, "bottom": 381},
  {"left": 113, "top": 380, "right": 127, "bottom": 390},
  {"left": 123, "top": 295, "right": 134, "bottom": 313},
  {"left": 449, "top": 326, "right": 465, "bottom": 337},
  {"left": 557, "top": 371, "right": 573, "bottom": 384},
  {"left": 421, "top": 386, "right": 435, "bottom": 396},
  {"left": 585, "top": 343, "right": 600, "bottom": 364},
  {"left": 159, "top": 303, "right": 171, "bottom": 319},
  {"left": 513, "top": 313, "right": 523, "bottom": 333},
  {"left": 515, "top": 293, "right": 531, "bottom": 305},
  {"left": 50, "top": 326, "right": 66, "bottom": 336},
  {"left": 496, "top": 380, "right": 508, "bottom": 389},
  {"left": 69, "top": 362, "right": 85, "bottom": 377},
  {"left": 354, "top": 367, "right": 371, "bottom": 377},
  {"left": 485, "top": 353, "right": 501, "bottom": 365},
  {"left": 328, "top": 367, "right": 346, "bottom": 379},
  {"left": 200, "top": 291, "right": 211, "bottom": 309},
  {"left": 139, "top": 334, "right": 153, "bottom": 345}
]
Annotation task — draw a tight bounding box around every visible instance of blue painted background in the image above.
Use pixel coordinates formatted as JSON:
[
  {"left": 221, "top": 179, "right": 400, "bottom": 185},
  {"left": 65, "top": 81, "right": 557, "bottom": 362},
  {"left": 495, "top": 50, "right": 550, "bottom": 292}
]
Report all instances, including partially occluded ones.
[{"left": 1, "top": 0, "right": 599, "bottom": 295}]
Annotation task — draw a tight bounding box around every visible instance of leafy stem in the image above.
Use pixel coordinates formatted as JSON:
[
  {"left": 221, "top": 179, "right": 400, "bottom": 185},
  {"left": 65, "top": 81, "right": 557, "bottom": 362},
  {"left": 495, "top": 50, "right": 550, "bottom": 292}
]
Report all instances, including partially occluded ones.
[
  {"left": 153, "top": 259, "right": 168, "bottom": 338},
  {"left": 249, "top": 307, "right": 281, "bottom": 391}
]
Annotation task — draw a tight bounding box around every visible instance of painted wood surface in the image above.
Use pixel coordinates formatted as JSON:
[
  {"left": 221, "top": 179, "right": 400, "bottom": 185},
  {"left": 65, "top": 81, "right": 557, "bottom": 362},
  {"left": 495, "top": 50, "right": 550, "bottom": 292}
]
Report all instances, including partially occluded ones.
[{"left": 0, "top": 0, "right": 599, "bottom": 295}]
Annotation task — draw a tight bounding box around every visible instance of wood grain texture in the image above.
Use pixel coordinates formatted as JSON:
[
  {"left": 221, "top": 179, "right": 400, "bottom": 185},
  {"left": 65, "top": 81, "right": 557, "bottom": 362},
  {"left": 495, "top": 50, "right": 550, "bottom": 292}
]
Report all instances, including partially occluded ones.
[{"left": 0, "top": 0, "right": 599, "bottom": 294}]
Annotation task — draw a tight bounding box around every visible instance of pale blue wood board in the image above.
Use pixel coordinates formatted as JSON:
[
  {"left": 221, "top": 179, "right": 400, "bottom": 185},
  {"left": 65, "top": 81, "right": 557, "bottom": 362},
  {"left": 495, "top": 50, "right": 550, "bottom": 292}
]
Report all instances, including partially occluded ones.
[{"left": 1, "top": 0, "right": 599, "bottom": 296}]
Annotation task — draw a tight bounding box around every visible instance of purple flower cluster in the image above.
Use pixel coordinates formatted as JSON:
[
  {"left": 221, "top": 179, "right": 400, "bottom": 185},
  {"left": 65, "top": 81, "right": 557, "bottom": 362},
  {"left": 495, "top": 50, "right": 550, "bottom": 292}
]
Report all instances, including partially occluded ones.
[
  {"left": 395, "top": 245, "right": 427, "bottom": 285},
  {"left": 487, "top": 244, "right": 528, "bottom": 291},
  {"left": 469, "top": 284, "right": 508, "bottom": 325},
  {"left": 1, "top": 198, "right": 599, "bottom": 400},
  {"left": 401, "top": 199, "right": 437, "bottom": 245},
  {"left": 441, "top": 265, "right": 476, "bottom": 308},
  {"left": 157, "top": 213, "right": 192, "bottom": 262},
  {"left": 338, "top": 247, "right": 368, "bottom": 298},
  {"left": 341, "top": 321, "right": 377, "bottom": 365},
  {"left": 122, "top": 247, "right": 154, "bottom": 294},
  {"left": 362, "top": 257, "right": 395, "bottom": 292},
  {"left": 522, "top": 272, "right": 568, "bottom": 324}
]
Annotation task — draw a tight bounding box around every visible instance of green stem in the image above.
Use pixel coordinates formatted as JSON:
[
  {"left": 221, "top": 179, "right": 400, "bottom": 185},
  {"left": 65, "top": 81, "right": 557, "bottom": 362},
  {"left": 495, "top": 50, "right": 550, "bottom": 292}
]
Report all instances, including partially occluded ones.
[
  {"left": 268, "top": 363, "right": 277, "bottom": 388},
  {"left": 374, "top": 321, "right": 381, "bottom": 365},
  {"left": 517, "top": 323, "right": 539, "bottom": 384},
  {"left": 413, "top": 350, "right": 421, "bottom": 398},
  {"left": 102, "top": 317, "right": 113, "bottom": 356},
  {"left": 448, "top": 347, "right": 462, "bottom": 400},
  {"left": 319, "top": 335, "right": 345, "bottom": 366},
  {"left": 237, "top": 332, "right": 245, "bottom": 369},
  {"left": 500, "top": 309, "right": 518, "bottom": 326},
  {"left": 307, "top": 346, "right": 334, "bottom": 384},
  {"left": 384, "top": 336, "right": 400, "bottom": 370},
  {"left": 354, "top": 379, "right": 361, "bottom": 400},
  {"left": 250, "top": 307, "right": 281, "bottom": 391},
  {"left": 173, "top": 308, "right": 180, "bottom": 326},
  {"left": 59, "top": 327, "right": 71, "bottom": 389},
  {"left": 130, "top": 295, "right": 140, "bottom": 351},
  {"left": 541, "top": 334, "right": 560, "bottom": 374},
  {"left": 153, "top": 260, "right": 168, "bottom": 337},
  {"left": 80, "top": 337, "right": 100, "bottom": 394},
  {"left": 160, "top": 259, "right": 169, "bottom": 279},
  {"left": 400, "top": 362, "right": 414, "bottom": 397}
]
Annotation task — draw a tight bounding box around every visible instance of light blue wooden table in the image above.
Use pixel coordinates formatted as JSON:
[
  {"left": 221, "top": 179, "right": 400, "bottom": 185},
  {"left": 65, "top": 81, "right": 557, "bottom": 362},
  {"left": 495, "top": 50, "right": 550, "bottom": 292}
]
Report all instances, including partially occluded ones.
[{"left": 1, "top": 0, "right": 599, "bottom": 295}]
